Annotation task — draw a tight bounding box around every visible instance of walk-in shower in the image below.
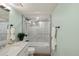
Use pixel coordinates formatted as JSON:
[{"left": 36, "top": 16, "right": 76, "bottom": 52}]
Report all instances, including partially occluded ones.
[{"left": 23, "top": 15, "right": 51, "bottom": 55}]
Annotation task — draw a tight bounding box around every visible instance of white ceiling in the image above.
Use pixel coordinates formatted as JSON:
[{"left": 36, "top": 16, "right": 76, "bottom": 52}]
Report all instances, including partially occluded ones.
[
  {"left": 8, "top": 3, "right": 57, "bottom": 16},
  {"left": 4, "top": 3, "right": 57, "bottom": 22}
]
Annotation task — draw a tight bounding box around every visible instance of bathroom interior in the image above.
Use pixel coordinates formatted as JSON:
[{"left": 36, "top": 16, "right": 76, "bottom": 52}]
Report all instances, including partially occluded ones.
[{"left": 0, "top": 3, "right": 79, "bottom": 56}]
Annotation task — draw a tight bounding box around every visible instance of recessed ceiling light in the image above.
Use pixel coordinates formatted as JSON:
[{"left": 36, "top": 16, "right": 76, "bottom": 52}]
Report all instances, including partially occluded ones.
[{"left": 36, "top": 16, "right": 40, "bottom": 20}]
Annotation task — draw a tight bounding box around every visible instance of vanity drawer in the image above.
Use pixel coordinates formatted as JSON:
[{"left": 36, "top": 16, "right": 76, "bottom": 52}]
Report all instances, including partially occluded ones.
[{"left": 17, "top": 47, "right": 28, "bottom": 56}]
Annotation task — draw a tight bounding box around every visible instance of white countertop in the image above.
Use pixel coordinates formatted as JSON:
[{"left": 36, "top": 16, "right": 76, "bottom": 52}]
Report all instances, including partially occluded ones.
[
  {"left": 0, "top": 41, "right": 28, "bottom": 56},
  {"left": 27, "top": 42, "right": 49, "bottom": 47},
  {"left": 0, "top": 41, "right": 49, "bottom": 56}
]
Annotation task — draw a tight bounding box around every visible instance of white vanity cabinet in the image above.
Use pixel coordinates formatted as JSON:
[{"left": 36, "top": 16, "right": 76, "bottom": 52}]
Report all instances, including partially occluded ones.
[{"left": 0, "top": 42, "right": 29, "bottom": 56}]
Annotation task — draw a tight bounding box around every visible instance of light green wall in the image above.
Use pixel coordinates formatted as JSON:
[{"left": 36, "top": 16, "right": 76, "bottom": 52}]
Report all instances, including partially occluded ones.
[
  {"left": 52, "top": 4, "right": 79, "bottom": 56},
  {"left": 9, "top": 8, "right": 23, "bottom": 40}
]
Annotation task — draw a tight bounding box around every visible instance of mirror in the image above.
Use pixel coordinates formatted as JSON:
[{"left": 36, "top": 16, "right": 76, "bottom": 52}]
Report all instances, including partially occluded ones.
[{"left": 0, "top": 4, "right": 10, "bottom": 47}]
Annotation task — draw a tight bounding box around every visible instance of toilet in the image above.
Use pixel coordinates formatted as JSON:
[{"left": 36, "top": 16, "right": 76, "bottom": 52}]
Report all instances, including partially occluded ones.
[{"left": 28, "top": 47, "right": 35, "bottom": 56}]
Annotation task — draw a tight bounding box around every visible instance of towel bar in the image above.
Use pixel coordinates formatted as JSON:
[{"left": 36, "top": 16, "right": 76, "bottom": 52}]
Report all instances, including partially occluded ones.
[{"left": 55, "top": 26, "right": 60, "bottom": 28}]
